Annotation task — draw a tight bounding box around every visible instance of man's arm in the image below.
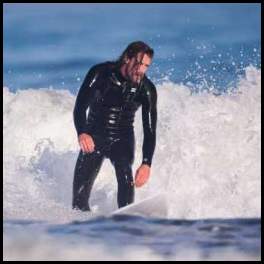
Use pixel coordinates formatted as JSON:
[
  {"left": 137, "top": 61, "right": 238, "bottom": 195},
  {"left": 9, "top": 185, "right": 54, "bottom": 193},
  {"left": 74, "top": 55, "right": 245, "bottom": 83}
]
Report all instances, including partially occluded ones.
[
  {"left": 141, "top": 82, "right": 157, "bottom": 167},
  {"left": 135, "top": 81, "right": 157, "bottom": 187},
  {"left": 73, "top": 66, "right": 99, "bottom": 136}
]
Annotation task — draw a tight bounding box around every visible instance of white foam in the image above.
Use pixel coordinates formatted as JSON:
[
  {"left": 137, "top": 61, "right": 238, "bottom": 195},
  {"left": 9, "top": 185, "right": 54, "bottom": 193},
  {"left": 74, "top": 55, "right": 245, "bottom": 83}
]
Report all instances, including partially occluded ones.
[{"left": 3, "top": 66, "right": 261, "bottom": 220}]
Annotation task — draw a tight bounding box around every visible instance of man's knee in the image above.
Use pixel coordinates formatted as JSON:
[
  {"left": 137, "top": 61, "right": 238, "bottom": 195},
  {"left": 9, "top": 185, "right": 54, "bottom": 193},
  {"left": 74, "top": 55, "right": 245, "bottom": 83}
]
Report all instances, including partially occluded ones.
[
  {"left": 114, "top": 160, "right": 132, "bottom": 173},
  {"left": 113, "top": 162, "right": 133, "bottom": 184}
]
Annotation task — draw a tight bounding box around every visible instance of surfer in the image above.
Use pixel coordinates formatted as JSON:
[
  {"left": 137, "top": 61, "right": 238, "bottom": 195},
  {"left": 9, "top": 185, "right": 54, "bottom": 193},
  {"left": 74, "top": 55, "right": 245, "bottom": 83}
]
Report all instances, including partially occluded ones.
[{"left": 72, "top": 41, "right": 157, "bottom": 211}]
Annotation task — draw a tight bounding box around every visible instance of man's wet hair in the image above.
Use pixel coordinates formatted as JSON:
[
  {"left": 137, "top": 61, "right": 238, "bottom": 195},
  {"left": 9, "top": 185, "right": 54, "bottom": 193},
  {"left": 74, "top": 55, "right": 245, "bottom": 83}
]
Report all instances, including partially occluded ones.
[{"left": 117, "top": 41, "right": 154, "bottom": 66}]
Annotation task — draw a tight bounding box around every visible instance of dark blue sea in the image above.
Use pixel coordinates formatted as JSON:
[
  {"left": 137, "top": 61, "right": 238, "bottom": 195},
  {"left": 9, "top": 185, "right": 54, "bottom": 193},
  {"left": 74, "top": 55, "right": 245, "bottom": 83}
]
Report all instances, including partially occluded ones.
[{"left": 4, "top": 3, "right": 260, "bottom": 93}]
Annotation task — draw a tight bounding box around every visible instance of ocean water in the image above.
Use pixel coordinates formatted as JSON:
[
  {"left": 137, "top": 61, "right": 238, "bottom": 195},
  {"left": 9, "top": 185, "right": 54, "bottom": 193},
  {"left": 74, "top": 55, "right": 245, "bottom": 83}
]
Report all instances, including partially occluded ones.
[
  {"left": 4, "top": 3, "right": 260, "bottom": 93},
  {"left": 3, "top": 3, "right": 261, "bottom": 261}
]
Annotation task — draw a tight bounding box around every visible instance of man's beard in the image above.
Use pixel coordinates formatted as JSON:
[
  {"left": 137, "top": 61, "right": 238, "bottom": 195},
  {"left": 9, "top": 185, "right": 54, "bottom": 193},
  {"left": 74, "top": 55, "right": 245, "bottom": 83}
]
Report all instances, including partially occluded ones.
[
  {"left": 131, "top": 72, "right": 143, "bottom": 85},
  {"left": 124, "top": 66, "right": 143, "bottom": 85}
]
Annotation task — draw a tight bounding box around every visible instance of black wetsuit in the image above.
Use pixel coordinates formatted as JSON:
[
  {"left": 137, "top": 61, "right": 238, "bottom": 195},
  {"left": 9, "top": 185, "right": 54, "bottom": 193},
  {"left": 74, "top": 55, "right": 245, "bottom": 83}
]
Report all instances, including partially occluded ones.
[{"left": 73, "top": 61, "right": 157, "bottom": 211}]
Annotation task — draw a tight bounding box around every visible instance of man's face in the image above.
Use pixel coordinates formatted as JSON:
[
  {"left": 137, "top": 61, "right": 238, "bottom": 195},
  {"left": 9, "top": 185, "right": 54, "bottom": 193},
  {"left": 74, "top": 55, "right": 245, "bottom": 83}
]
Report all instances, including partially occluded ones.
[{"left": 124, "top": 52, "right": 152, "bottom": 84}]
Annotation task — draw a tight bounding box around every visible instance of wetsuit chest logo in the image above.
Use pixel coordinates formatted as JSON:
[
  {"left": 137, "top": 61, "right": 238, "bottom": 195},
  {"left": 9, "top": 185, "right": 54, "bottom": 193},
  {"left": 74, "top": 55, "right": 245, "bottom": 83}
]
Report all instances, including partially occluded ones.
[
  {"left": 109, "top": 72, "right": 140, "bottom": 104},
  {"left": 122, "top": 84, "right": 140, "bottom": 103}
]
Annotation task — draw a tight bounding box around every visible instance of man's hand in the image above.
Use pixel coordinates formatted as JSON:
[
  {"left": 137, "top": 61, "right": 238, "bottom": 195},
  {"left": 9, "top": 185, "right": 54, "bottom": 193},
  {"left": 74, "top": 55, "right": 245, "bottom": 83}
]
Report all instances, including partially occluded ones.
[
  {"left": 135, "top": 164, "right": 151, "bottom": 188},
  {"left": 78, "top": 133, "right": 95, "bottom": 153}
]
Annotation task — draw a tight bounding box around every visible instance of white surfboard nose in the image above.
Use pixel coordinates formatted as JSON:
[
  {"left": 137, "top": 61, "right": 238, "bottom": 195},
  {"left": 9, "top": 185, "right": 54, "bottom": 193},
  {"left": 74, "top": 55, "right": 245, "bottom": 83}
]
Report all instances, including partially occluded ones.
[{"left": 111, "top": 192, "right": 168, "bottom": 218}]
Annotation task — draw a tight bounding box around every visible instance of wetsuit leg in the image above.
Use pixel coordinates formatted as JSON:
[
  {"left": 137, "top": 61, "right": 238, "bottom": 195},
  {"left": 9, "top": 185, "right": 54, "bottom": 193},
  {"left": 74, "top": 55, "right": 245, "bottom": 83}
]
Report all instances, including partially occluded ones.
[
  {"left": 109, "top": 137, "right": 135, "bottom": 208},
  {"left": 72, "top": 150, "right": 104, "bottom": 211}
]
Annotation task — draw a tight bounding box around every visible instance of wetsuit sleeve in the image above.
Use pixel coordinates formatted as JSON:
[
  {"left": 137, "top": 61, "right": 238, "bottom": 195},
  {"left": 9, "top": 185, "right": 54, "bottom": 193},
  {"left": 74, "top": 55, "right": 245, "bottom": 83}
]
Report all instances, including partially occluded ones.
[
  {"left": 141, "top": 82, "right": 157, "bottom": 167},
  {"left": 73, "top": 66, "right": 100, "bottom": 136}
]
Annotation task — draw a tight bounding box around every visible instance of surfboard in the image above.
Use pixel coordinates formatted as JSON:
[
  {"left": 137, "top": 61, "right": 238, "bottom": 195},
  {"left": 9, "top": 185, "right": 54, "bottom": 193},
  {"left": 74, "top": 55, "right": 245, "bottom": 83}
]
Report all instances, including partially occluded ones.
[{"left": 110, "top": 192, "right": 168, "bottom": 218}]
